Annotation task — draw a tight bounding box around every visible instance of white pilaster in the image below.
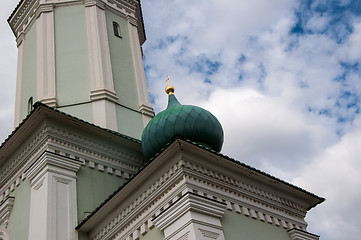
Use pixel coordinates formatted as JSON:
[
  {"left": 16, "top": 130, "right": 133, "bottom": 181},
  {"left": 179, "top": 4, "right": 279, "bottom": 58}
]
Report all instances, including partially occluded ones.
[
  {"left": 85, "top": 1, "right": 119, "bottom": 130},
  {"left": 91, "top": 99, "right": 118, "bottom": 131},
  {"left": 36, "top": 5, "right": 56, "bottom": 107},
  {"left": 127, "top": 16, "right": 155, "bottom": 126},
  {"left": 85, "top": 1, "right": 116, "bottom": 94},
  {"left": 26, "top": 152, "right": 81, "bottom": 240},
  {"left": 14, "top": 34, "right": 25, "bottom": 127},
  {"left": 153, "top": 193, "right": 227, "bottom": 240}
]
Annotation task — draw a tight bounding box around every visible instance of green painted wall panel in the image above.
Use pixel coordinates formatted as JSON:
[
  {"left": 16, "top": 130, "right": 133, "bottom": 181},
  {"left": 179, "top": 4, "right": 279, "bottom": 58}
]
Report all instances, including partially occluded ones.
[
  {"left": 139, "top": 227, "right": 164, "bottom": 240},
  {"left": 105, "top": 10, "right": 139, "bottom": 110},
  {"left": 116, "top": 106, "right": 143, "bottom": 140},
  {"left": 57, "top": 103, "right": 93, "bottom": 124},
  {"left": 21, "top": 24, "right": 37, "bottom": 120},
  {"left": 6, "top": 180, "right": 31, "bottom": 240},
  {"left": 222, "top": 211, "right": 291, "bottom": 240},
  {"left": 54, "top": 5, "right": 91, "bottom": 107},
  {"left": 76, "top": 166, "right": 127, "bottom": 223}
]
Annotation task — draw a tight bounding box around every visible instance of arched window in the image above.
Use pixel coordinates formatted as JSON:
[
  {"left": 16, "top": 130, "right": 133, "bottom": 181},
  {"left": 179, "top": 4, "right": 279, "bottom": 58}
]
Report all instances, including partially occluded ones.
[
  {"left": 28, "top": 96, "right": 33, "bottom": 114},
  {"left": 113, "top": 21, "right": 121, "bottom": 38}
]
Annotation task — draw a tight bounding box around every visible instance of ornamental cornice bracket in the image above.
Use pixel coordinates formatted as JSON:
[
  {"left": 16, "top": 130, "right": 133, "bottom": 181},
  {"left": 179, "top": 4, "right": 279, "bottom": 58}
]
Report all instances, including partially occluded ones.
[
  {"left": 288, "top": 228, "right": 320, "bottom": 240},
  {"left": 126, "top": 15, "right": 138, "bottom": 26},
  {"left": 90, "top": 89, "right": 119, "bottom": 103},
  {"left": 84, "top": 0, "right": 106, "bottom": 9},
  {"left": 139, "top": 104, "right": 155, "bottom": 118},
  {"left": 0, "top": 197, "right": 15, "bottom": 228},
  {"left": 25, "top": 151, "right": 82, "bottom": 186},
  {"left": 153, "top": 192, "right": 227, "bottom": 231},
  {"left": 16, "top": 32, "right": 25, "bottom": 47}
]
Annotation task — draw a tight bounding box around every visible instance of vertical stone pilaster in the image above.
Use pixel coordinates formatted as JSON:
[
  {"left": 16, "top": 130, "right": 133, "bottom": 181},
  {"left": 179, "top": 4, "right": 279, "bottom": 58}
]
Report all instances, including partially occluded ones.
[
  {"left": 14, "top": 33, "right": 25, "bottom": 127},
  {"left": 127, "top": 16, "right": 154, "bottom": 126},
  {"left": 26, "top": 152, "right": 81, "bottom": 240},
  {"left": 85, "top": 1, "right": 118, "bottom": 131},
  {"left": 36, "top": 6, "right": 56, "bottom": 107}
]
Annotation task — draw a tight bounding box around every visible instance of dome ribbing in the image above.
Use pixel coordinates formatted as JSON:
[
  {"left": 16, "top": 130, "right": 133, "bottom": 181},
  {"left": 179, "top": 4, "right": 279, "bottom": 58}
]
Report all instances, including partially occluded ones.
[{"left": 141, "top": 94, "right": 224, "bottom": 160}]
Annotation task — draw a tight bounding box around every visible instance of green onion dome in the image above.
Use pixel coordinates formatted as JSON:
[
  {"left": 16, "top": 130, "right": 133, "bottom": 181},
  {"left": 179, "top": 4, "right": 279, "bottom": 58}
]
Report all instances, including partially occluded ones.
[{"left": 141, "top": 92, "right": 224, "bottom": 160}]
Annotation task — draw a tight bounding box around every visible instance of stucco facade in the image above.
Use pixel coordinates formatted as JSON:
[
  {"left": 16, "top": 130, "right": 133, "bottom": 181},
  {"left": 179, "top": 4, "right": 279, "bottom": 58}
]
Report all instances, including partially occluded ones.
[{"left": 9, "top": 0, "right": 154, "bottom": 139}]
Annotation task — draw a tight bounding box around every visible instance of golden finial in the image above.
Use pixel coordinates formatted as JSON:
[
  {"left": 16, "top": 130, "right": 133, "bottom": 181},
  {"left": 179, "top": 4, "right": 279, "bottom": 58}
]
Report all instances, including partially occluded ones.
[{"left": 165, "top": 75, "right": 175, "bottom": 95}]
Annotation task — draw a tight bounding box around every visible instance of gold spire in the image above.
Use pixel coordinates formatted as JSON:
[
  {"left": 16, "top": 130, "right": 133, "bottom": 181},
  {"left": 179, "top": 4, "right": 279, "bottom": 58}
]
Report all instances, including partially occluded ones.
[{"left": 165, "top": 75, "right": 175, "bottom": 95}]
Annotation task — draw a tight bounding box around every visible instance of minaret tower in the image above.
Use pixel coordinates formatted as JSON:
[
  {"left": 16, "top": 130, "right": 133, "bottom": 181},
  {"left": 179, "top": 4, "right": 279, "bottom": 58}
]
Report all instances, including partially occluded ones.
[{"left": 8, "top": 0, "right": 154, "bottom": 139}]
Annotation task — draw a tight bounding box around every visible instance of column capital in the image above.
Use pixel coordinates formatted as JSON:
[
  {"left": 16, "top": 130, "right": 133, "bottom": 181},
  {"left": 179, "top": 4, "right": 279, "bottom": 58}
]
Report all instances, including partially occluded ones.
[
  {"left": 84, "top": 0, "right": 106, "bottom": 9},
  {"left": 153, "top": 192, "right": 227, "bottom": 240},
  {"left": 288, "top": 229, "right": 320, "bottom": 240},
  {"left": 25, "top": 151, "right": 82, "bottom": 186}
]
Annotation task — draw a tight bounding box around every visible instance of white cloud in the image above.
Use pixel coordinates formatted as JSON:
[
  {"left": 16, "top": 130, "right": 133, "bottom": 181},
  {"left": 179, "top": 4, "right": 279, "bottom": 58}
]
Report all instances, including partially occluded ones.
[
  {"left": 201, "top": 88, "right": 337, "bottom": 179},
  {"left": 0, "top": 1, "right": 360, "bottom": 240},
  {"left": 142, "top": 2, "right": 361, "bottom": 240},
  {"left": 293, "top": 115, "right": 361, "bottom": 240}
]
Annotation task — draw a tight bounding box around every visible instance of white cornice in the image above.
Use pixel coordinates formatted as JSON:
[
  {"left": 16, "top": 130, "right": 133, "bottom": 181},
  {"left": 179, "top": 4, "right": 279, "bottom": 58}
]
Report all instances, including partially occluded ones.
[
  {"left": 9, "top": 0, "right": 144, "bottom": 43},
  {"left": 0, "top": 106, "right": 144, "bottom": 206},
  {"left": 81, "top": 140, "right": 317, "bottom": 240}
]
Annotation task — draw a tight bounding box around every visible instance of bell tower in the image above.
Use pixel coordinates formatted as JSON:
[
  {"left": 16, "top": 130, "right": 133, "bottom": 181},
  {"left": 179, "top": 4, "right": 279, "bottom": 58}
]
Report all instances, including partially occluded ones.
[{"left": 8, "top": 0, "right": 154, "bottom": 139}]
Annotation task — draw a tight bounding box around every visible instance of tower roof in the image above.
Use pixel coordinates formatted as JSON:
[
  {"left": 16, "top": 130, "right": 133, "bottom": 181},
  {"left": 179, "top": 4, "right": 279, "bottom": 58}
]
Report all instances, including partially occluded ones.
[{"left": 141, "top": 88, "right": 224, "bottom": 160}]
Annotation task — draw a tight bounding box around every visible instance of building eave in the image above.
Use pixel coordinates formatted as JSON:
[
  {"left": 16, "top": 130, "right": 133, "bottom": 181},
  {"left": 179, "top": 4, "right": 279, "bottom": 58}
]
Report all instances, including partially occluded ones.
[
  {"left": 77, "top": 138, "right": 324, "bottom": 234},
  {"left": 0, "top": 102, "right": 142, "bottom": 167}
]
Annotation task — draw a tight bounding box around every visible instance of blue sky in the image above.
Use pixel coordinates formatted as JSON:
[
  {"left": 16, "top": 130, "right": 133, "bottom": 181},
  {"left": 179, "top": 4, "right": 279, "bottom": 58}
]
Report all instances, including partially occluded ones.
[
  {"left": 0, "top": 0, "right": 360, "bottom": 239},
  {"left": 141, "top": 1, "right": 361, "bottom": 239}
]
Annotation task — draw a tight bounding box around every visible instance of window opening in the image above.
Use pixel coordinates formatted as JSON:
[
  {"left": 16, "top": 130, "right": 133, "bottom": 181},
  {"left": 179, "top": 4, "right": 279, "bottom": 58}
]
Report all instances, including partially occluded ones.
[
  {"left": 28, "top": 96, "right": 33, "bottom": 114},
  {"left": 113, "top": 21, "right": 121, "bottom": 38}
]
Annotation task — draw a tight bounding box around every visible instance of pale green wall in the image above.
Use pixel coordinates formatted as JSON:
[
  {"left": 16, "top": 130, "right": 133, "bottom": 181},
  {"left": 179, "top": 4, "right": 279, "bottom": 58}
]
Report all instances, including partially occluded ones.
[
  {"left": 54, "top": 5, "right": 91, "bottom": 114},
  {"left": 222, "top": 210, "right": 291, "bottom": 240},
  {"left": 76, "top": 166, "right": 127, "bottom": 224},
  {"left": 105, "top": 10, "right": 139, "bottom": 110},
  {"left": 21, "top": 24, "right": 37, "bottom": 120},
  {"left": 139, "top": 227, "right": 164, "bottom": 240},
  {"left": 116, "top": 106, "right": 143, "bottom": 139},
  {"left": 57, "top": 104, "right": 93, "bottom": 123},
  {"left": 6, "top": 180, "right": 31, "bottom": 240}
]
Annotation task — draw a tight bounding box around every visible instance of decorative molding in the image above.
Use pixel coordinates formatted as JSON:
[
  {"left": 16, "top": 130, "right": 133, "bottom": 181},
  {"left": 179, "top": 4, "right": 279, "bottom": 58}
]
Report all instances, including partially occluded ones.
[
  {"left": 139, "top": 104, "right": 155, "bottom": 118},
  {"left": 153, "top": 193, "right": 226, "bottom": 240},
  {"left": 139, "top": 104, "right": 155, "bottom": 127},
  {"left": 288, "top": 228, "right": 320, "bottom": 240},
  {"left": 153, "top": 193, "right": 227, "bottom": 231},
  {"left": 0, "top": 197, "right": 15, "bottom": 228},
  {"left": 86, "top": 150, "right": 313, "bottom": 240},
  {"left": 27, "top": 151, "right": 81, "bottom": 240},
  {"left": 0, "top": 122, "right": 142, "bottom": 206},
  {"left": 25, "top": 151, "right": 82, "bottom": 184},
  {"left": 0, "top": 230, "right": 9, "bottom": 240},
  {"left": 183, "top": 160, "right": 307, "bottom": 217},
  {"left": 90, "top": 89, "right": 118, "bottom": 103}
]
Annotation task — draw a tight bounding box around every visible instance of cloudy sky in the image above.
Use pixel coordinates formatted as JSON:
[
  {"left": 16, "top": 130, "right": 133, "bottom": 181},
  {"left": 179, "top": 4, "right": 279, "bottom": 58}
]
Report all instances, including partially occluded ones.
[{"left": 0, "top": 0, "right": 360, "bottom": 239}]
